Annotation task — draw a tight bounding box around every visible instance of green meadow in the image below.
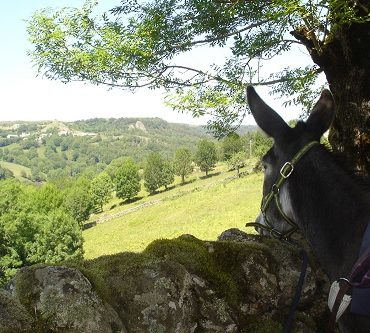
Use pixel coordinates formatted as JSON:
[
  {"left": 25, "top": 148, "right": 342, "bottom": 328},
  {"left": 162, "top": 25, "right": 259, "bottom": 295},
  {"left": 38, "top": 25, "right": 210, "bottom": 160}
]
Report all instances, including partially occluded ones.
[
  {"left": 0, "top": 161, "right": 31, "bottom": 179},
  {"left": 83, "top": 168, "right": 263, "bottom": 259}
]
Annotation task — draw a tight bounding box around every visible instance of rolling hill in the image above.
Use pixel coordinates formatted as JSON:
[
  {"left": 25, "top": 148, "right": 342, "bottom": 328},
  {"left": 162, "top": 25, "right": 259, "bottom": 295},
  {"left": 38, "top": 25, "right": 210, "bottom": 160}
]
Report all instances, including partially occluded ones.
[{"left": 0, "top": 118, "right": 256, "bottom": 182}]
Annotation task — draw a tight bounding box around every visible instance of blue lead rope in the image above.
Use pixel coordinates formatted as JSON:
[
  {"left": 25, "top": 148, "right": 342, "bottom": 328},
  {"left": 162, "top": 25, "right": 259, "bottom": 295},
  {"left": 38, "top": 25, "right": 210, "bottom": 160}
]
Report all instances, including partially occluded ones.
[
  {"left": 350, "top": 221, "right": 370, "bottom": 316},
  {"left": 283, "top": 249, "right": 308, "bottom": 333}
]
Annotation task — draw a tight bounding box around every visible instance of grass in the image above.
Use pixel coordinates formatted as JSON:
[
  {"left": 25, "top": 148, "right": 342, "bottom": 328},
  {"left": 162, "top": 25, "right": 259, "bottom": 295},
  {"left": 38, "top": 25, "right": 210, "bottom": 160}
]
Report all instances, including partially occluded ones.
[
  {"left": 89, "top": 162, "right": 231, "bottom": 220},
  {"left": 0, "top": 161, "right": 31, "bottom": 179},
  {"left": 83, "top": 167, "right": 263, "bottom": 259}
]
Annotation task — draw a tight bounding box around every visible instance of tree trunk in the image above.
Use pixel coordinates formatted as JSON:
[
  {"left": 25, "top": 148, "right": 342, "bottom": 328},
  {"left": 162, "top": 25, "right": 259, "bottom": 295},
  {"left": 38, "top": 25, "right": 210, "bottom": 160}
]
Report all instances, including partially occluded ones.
[
  {"left": 293, "top": 17, "right": 370, "bottom": 176},
  {"left": 323, "top": 22, "right": 370, "bottom": 176},
  {"left": 328, "top": 75, "right": 370, "bottom": 177}
]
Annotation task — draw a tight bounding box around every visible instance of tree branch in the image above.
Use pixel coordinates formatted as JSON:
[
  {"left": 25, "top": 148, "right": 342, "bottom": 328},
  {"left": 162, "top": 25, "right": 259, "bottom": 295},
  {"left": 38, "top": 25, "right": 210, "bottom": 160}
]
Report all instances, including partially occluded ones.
[
  {"left": 290, "top": 28, "right": 315, "bottom": 50},
  {"left": 252, "top": 68, "right": 323, "bottom": 86},
  {"left": 282, "top": 39, "right": 303, "bottom": 45},
  {"left": 302, "top": 17, "right": 323, "bottom": 55},
  {"left": 174, "top": 19, "right": 272, "bottom": 48}
]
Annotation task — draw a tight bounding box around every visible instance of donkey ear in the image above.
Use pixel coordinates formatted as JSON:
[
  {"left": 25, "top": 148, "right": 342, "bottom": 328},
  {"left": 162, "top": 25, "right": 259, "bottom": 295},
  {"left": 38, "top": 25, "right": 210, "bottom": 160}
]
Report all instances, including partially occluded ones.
[
  {"left": 306, "top": 89, "right": 335, "bottom": 137},
  {"left": 247, "top": 86, "right": 291, "bottom": 142}
]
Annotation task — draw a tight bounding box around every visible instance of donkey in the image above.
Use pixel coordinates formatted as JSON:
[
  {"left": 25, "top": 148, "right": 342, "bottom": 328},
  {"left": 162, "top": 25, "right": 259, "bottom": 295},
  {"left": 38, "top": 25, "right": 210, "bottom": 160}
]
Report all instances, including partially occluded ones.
[{"left": 247, "top": 86, "right": 370, "bottom": 333}]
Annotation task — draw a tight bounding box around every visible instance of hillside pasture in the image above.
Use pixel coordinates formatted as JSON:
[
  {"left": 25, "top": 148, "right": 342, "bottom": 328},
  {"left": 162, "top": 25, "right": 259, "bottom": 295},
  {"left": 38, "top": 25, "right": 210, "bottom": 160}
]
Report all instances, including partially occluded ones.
[
  {"left": 83, "top": 170, "right": 263, "bottom": 259},
  {"left": 0, "top": 161, "right": 31, "bottom": 179}
]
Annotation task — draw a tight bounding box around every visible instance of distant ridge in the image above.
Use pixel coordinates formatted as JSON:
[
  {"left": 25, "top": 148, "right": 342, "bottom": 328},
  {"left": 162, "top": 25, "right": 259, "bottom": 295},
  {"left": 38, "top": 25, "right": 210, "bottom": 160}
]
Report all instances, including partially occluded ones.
[
  {"left": 0, "top": 117, "right": 257, "bottom": 182},
  {"left": 0, "top": 117, "right": 256, "bottom": 135}
]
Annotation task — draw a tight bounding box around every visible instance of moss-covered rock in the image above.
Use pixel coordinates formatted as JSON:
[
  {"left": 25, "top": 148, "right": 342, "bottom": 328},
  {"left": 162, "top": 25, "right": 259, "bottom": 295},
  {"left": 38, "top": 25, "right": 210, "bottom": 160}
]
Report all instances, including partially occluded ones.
[
  {"left": 1, "top": 229, "right": 330, "bottom": 333},
  {"left": 0, "top": 289, "right": 33, "bottom": 333},
  {"left": 5, "top": 266, "right": 124, "bottom": 333}
]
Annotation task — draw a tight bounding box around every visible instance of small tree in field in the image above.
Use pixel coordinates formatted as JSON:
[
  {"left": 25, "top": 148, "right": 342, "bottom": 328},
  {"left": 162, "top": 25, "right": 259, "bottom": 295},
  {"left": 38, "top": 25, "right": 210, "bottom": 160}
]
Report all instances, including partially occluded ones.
[
  {"left": 228, "top": 151, "right": 247, "bottom": 177},
  {"left": 221, "top": 133, "right": 243, "bottom": 161},
  {"left": 90, "top": 172, "right": 113, "bottom": 212},
  {"left": 0, "top": 167, "right": 14, "bottom": 180},
  {"left": 144, "top": 153, "right": 164, "bottom": 194},
  {"left": 64, "top": 187, "right": 93, "bottom": 225},
  {"left": 195, "top": 139, "right": 218, "bottom": 177},
  {"left": 144, "top": 152, "right": 174, "bottom": 194},
  {"left": 162, "top": 160, "right": 175, "bottom": 190},
  {"left": 174, "top": 147, "right": 193, "bottom": 184},
  {"left": 114, "top": 158, "right": 141, "bottom": 201}
]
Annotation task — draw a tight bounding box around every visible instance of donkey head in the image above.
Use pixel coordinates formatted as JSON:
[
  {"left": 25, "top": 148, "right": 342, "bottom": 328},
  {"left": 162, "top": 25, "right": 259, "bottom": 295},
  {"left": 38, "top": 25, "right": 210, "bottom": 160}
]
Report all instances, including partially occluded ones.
[{"left": 247, "top": 86, "right": 335, "bottom": 238}]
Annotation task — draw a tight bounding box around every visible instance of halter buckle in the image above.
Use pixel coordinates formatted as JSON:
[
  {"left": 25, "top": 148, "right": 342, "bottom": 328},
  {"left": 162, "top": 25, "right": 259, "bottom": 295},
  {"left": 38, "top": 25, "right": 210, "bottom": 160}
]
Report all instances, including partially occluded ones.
[
  {"left": 272, "top": 184, "right": 279, "bottom": 194},
  {"left": 280, "top": 162, "right": 294, "bottom": 178}
]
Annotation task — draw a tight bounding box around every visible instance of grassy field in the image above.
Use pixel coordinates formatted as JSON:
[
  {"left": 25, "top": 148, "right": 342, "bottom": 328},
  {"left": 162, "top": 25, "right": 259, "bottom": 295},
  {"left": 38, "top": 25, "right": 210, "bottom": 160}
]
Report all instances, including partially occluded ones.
[
  {"left": 0, "top": 161, "right": 31, "bottom": 179},
  {"left": 83, "top": 168, "right": 263, "bottom": 259},
  {"left": 88, "top": 162, "right": 233, "bottom": 221}
]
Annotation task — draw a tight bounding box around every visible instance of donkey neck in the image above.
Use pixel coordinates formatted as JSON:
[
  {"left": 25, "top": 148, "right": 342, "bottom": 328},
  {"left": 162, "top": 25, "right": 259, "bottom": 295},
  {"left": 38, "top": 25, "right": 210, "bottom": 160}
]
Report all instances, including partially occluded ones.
[{"left": 287, "top": 149, "right": 370, "bottom": 281}]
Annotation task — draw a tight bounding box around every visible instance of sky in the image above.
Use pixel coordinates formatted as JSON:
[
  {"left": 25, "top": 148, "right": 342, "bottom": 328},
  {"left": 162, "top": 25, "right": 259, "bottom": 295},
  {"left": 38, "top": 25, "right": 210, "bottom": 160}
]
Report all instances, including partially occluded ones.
[{"left": 0, "top": 1, "right": 324, "bottom": 126}]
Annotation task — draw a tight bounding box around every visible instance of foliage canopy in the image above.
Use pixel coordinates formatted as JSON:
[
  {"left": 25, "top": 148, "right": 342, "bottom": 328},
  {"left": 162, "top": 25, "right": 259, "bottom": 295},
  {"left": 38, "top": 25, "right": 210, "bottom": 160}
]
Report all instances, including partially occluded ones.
[
  {"left": 173, "top": 147, "right": 193, "bottom": 184},
  {"left": 0, "top": 179, "right": 83, "bottom": 285},
  {"left": 227, "top": 151, "right": 247, "bottom": 177},
  {"left": 221, "top": 133, "right": 244, "bottom": 161},
  {"left": 114, "top": 158, "right": 141, "bottom": 201},
  {"left": 90, "top": 172, "right": 113, "bottom": 212},
  {"left": 64, "top": 186, "right": 94, "bottom": 224},
  {"left": 26, "top": 0, "right": 369, "bottom": 132},
  {"left": 195, "top": 139, "right": 218, "bottom": 176},
  {"left": 143, "top": 152, "right": 174, "bottom": 193}
]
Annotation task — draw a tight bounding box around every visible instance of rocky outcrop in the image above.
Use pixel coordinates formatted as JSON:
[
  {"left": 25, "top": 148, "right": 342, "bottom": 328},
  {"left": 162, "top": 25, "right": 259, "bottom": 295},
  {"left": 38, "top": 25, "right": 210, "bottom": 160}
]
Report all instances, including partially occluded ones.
[
  {"left": 128, "top": 121, "right": 147, "bottom": 133},
  {"left": 0, "top": 229, "right": 330, "bottom": 333}
]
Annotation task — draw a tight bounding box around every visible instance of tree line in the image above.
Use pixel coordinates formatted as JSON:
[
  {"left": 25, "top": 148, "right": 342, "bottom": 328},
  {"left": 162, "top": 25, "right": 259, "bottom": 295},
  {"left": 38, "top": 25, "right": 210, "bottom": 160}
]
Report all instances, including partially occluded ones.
[{"left": 55, "top": 131, "right": 272, "bottom": 208}]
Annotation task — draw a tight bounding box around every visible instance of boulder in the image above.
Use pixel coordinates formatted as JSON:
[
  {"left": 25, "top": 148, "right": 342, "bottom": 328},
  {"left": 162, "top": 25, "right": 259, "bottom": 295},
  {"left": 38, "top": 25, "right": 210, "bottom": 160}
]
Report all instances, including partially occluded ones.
[
  {"left": 3, "top": 266, "right": 124, "bottom": 333},
  {"left": 0, "top": 290, "right": 33, "bottom": 333},
  {"left": 0, "top": 229, "right": 330, "bottom": 333}
]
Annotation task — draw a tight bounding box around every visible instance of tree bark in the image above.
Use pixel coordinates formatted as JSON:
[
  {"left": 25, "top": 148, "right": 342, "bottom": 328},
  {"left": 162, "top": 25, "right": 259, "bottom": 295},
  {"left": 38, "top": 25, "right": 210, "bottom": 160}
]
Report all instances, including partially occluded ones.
[
  {"left": 323, "top": 23, "right": 370, "bottom": 176},
  {"left": 293, "top": 18, "right": 370, "bottom": 176}
]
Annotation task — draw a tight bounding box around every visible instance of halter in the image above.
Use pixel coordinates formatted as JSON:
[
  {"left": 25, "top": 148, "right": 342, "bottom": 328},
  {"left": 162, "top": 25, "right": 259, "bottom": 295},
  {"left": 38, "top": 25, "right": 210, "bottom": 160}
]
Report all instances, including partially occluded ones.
[{"left": 246, "top": 141, "right": 320, "bottom": 241}]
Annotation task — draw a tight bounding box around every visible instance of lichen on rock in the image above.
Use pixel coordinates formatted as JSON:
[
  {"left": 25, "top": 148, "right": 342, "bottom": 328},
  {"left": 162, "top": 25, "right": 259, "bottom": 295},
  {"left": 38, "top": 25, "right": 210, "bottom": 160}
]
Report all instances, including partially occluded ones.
[
  {"left": 0, "top": 289, "right": 33, "bottom": 333},
  {"left": 5, "top": 266, "right": 125, "bottom": 333}
]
